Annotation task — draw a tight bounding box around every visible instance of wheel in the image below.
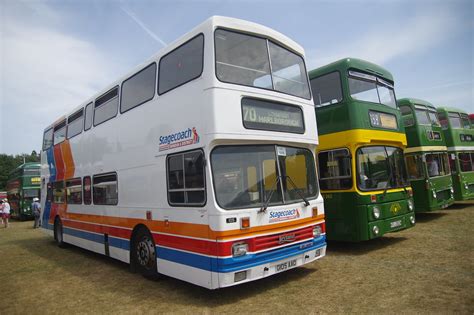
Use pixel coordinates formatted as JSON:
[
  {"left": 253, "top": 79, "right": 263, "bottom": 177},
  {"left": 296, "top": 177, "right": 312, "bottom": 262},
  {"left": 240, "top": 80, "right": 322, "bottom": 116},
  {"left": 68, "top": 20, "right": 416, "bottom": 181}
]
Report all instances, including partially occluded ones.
[
  {"left": 54, "top": 217, "right": 67, "bottom": 248},
  {"left": 131, "top": 227, "right": 160, "bottom": 279}
]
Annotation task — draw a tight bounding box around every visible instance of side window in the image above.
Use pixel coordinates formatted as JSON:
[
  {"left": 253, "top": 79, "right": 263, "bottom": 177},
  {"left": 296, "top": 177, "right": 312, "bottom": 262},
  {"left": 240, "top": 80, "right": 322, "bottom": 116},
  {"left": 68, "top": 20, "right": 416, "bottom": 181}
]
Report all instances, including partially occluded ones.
[
  {"left": 158, "top": 34, "right": 204, "bottom": 95},
  {"left": 405, "top": 154, "right": 424, "bottom": 179},
  {"left": 318, "top": 149, "right": 352, "bottom": 190},
  {"left": 415, "top": 109, "right": 430, "bottom": 125},
  {"left": 459, "top": 153, "right": 474, "bottom": 172},
  {"left": 94, "top": 87, "right": 119, "bottom": 126},
  {"left": 83, "top": 176, "right": 92, "bottom": 205},
  {"left": 66, "top": 178, "right": 82, "bottom": 204},
  {"left": 437, "top": 111, "right": 449, "bottom": 130},
  {"left": 84, "top": 102, "right": 93, "bottom": 131},
  {"left": 53, "top": 120, "right": 67, "bottom": 145},
  {"left": 52, "top": 181, "right": 65, "bottom": 204},
  {"left": 93, "top": 173, "right": 118, "bottom": 205},
  {"left": 310, "top": 72, "right": 343, "bottom": 107},
  {"left": 121, "top": 63, "right": 157, "bottom": 113},
  {"left": 167, "top": 150, "right": 206, "bottom": 206},
  {"left": 399, "top": 106, "right": 414, "bottom": 127},
  {"left": 42, "top": 128, "right": 53, "bottom": 151},
  {"left": 67, "top": 109, "right": 84, "bottom": 139}
]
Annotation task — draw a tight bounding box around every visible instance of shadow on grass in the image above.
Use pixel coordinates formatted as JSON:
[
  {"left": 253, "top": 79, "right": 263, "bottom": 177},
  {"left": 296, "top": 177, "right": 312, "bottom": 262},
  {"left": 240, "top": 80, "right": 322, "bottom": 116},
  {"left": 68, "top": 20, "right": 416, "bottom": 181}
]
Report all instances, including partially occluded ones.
[
  {"left": 12, "top": 236, "right": 319, "bottom": 307},
  {"left": 327, "top": 236, "right": 408, "bottom": 256}
]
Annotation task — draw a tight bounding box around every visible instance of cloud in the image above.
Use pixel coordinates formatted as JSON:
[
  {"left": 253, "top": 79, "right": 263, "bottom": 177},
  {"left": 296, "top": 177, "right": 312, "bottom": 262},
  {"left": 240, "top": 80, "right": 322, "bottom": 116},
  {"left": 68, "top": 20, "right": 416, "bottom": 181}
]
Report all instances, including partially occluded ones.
[
  {"left": 306, "top": 9, "right": 458, "bottom": 69},
  {"left": 1, "top": 4, "right": 118, "bottom": 154}
]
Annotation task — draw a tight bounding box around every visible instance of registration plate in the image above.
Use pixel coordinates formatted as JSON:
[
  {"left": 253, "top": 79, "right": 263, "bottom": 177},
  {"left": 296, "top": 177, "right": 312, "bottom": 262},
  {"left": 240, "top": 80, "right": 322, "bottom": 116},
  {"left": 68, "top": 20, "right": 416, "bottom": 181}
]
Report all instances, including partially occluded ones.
[
  {"left": 390, "top": 220, "right": 402, "bottom": 228},
  {"left": 275, "top": 259, "right": 297, "bottom": 272}
]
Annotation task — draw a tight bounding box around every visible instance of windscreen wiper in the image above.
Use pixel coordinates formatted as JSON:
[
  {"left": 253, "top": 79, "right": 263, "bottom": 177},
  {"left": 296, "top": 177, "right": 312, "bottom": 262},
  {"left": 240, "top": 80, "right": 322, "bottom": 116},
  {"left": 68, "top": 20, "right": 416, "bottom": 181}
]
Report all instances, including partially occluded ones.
[
  {"left": 284, "top": 175, "right": 310, "bottom": 207},
  {"left": 259, "top": 175, "right": 281, "bottom": 213}
]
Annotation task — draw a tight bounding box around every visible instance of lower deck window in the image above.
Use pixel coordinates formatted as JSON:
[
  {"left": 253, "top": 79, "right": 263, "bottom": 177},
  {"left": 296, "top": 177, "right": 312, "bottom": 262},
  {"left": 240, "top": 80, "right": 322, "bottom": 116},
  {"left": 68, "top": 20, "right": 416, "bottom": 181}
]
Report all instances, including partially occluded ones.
[
  {"left": 459, "top": 152, "right": 474, "bottom": 172},
  {"left": 66, "top": 178, "right": 82, "bottom": 204},
  {"left": 93, "top": 173, "right": 118, "bottom": 205},
  {"left": 53, "top": 181, "right": 65, "bottom": 204},
  {"left": 167, "top": 150, "right": 205, "bottom": 206}
]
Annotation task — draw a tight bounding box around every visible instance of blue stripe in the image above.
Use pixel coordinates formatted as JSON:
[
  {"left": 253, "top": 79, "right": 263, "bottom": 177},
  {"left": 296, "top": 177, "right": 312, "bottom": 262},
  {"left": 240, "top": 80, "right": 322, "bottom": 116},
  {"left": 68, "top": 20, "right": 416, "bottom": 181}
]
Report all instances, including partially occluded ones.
[
  {"left": 158, "top": 236, "right": 326, "bottom": 273},
  {"left": 62, "top": 227, "right": 130, "bottom": 250}
]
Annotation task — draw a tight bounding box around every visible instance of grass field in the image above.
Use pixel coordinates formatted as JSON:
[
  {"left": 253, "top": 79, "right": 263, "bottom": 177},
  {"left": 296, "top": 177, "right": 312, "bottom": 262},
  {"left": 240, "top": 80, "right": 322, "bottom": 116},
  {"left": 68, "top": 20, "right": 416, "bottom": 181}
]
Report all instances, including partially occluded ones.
[{"left": 1, "top": 202, "right": 473, "bottom": 314}]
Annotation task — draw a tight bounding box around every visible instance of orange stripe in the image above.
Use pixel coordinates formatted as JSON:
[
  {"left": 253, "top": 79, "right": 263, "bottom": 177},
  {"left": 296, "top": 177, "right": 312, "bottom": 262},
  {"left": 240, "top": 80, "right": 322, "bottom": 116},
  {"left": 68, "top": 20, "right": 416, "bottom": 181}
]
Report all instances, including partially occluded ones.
[
  {"left": 61, "top": 140, "right": 75, "bottom": 179},
  {"left": 63, "top": 212, "right": 325, "bottom": 240}
]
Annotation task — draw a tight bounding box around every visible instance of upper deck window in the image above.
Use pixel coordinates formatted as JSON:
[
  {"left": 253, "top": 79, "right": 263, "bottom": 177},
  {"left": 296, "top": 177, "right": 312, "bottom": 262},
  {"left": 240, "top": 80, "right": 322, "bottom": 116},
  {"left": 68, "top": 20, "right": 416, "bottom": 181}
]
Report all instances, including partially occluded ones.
[
  {"left": 460, "top": 113, "right": 471, "bottom": 129},
  {"left": 310, "top": 72, "right": 343, "bottom": 107},
  {"left": 348, "top": 70, "right": 396, "bottom": 107},
  {"left": 437, "top": 111, "right": 449, "bottom": 130},
  {"left": 448, "top": 112, "right": 462, "bottom": 129},
  {"left": 399, "top": 106, "right": 414, "bottom": 127},
  {"left": 94, "top": 87, "right": 119, "bottom": 126},
  {"left": 53, "top": 120, "right": 67, "bottom": 145},
  {"left": 42, "top": 128, "right": 53, "bottom": 151},
  {"left": 158, "top": 34, "right": 204, "bottom": 95},
  {"left": 67, "top": 108, "right": 84, "bottom": 139},
  {"left": 215, "top": 29, "right": 311, "bottom": 99},
  {"left": 121, "top": 63, "right": 156, "bottom": 113},
  {"left": 84, "top": 102, "right": 93, "bottom": 131}
]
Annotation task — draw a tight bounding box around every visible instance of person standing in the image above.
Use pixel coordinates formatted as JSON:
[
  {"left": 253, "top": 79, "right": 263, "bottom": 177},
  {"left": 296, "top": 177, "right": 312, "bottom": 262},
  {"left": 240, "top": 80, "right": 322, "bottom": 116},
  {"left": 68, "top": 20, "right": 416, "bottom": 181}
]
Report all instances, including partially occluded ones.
[
  {"left": 0, "top": 200, "right": 4, "bottom": 226},
  {"left": 32, "top": 198, "right": 42, "bottom": 228},
  {"left": 2, "top": 199, "right": 10, "bottom": 228}
]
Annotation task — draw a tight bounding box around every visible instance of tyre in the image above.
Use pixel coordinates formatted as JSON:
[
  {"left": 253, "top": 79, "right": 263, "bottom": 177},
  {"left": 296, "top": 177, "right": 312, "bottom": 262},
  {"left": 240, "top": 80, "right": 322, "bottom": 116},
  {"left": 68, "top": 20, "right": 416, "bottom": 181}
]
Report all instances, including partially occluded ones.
[
  {"left": 131, "top": 227, "right": 160, "bottom": 279},
  {"left": 54, "top": 217, "right": 67, "bottom": 248}
]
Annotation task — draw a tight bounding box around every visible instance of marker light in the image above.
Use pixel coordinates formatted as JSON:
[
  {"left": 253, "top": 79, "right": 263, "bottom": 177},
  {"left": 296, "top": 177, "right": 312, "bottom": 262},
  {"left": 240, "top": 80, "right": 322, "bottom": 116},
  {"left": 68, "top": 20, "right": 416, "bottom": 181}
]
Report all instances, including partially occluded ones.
[
  {"left": 450, "top": 187, "right": 454, "bottom": 194},
  {"left": 240, "top": 217, "right": 250, "bottom": 229},
  {"left": 410, "top": 216, "right": 416, "bottom": 225},
  {"left": 373, "top": 206, "right": 381, "bottom": 219},
  {"left": 432, "top": 191, "right": 437, "bottom": 199},
  {"left": 312, "top": 207, "right": 318, "bottom": 217},
  {"left": 232, "top": 242, "right": 248, "bottom": 257},
  {"left": 373, "top": 226, "right": 380, "bottom": 235},
  {"left": 408, "top": 199, "right": 414, "bottom": 211},
  {"left": 370, "top": 195, "right": 377, "bottom": 203},
  {"left": 464, "top": 183, "right": 469, "bottom": 190}
]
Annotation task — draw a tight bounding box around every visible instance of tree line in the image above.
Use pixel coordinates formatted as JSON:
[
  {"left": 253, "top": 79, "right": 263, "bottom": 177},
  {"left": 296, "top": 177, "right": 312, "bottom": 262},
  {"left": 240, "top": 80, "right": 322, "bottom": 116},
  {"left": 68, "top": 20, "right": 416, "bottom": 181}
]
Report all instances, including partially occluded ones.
[{"left": 0, "top": 151, "right": 40, "bottom": 190}]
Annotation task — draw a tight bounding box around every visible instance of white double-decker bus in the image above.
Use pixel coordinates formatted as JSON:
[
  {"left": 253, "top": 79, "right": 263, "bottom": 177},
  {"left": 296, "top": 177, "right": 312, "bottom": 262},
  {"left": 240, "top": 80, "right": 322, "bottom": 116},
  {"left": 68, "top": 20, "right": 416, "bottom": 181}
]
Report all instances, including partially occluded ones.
[{"left": 40, "top": 16, "right": 326, "bottom": 289}]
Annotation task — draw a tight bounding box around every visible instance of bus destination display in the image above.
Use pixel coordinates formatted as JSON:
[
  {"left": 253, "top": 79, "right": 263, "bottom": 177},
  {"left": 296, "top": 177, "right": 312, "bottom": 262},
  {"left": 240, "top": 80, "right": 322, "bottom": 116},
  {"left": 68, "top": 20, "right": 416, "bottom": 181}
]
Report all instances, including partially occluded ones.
[{"left": 242, "top": 98, "right": 304, "bottom": 133}]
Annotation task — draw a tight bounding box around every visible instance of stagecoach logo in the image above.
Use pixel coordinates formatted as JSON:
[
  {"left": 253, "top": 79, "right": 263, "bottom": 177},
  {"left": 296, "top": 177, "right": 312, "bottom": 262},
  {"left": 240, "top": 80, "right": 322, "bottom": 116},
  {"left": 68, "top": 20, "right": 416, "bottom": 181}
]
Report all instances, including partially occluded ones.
[
  {"left": 269, "top": 208, "right": 300, "bottom": 223},
  {"left": 278, "top": 233, "right": 296, "bottom": 244},
  {"left": 390, "top": 203, "right": 401, "bottom": 215},
  {"left": 159, "top": 127, "right": 200, "bottom": 151}
]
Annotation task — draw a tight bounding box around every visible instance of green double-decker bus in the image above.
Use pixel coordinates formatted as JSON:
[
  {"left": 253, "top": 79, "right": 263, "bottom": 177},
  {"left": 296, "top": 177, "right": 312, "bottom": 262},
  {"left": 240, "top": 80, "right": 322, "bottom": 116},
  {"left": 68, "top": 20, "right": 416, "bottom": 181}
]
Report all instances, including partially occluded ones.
[
  {"left": 309, "top": 58, "right": 415, "bottom": 242},
  {"left": 6, "top": 163, "right": 41, "bottom": 220},
  {"left": 436, "top": 107, "right": 474, "bottom": 200},
  {"left": 398, "top": 98, "right": 454, "bottom": 211}
]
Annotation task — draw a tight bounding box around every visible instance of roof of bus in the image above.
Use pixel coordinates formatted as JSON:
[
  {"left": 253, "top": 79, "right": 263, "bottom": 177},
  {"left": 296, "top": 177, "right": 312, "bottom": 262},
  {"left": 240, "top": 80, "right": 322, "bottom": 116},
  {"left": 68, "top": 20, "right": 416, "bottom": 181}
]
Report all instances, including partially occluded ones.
[
  {"left": 436, "top": 106, "right": 469, "bottom": 115},
  {"left": 397, "top": 98, "right": 435, "bottom": 109},
  {"left": 43, "top": 16, "right": 306, "bottom": 132},
  {"left": 308, "top": 57, "right": 394, "bottom": 82}
]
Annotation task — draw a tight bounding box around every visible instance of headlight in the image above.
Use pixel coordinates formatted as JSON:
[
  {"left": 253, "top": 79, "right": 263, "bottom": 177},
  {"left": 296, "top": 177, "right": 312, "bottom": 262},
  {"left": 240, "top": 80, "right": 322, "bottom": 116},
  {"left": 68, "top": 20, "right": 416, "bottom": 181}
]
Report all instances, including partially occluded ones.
[
  {"left": 372, "top": 226, "right": 380, "bottom": 235},
  {"left": 372, "top": 206, "right": 381, "bottom": 219},
  {"left": 464, "top": 183, "right": 469, "bottom": 190},
  {"left": 313, "top": 225, "right": 322, "bottom": 237},
  {"left": 432, "top": 190, "right": 437, "bottom": 199},
  {"left": 232, "top": 242, "right": 248, "bottom": 257},
  {"left": 408, "top": 199, "right": 414, "bottom": 211},
  {"left": 410, "top": 216, "right": 416, "bottom": 225},
  {"left": 450, "top": 187, "right": 454, "bottom": 194}
]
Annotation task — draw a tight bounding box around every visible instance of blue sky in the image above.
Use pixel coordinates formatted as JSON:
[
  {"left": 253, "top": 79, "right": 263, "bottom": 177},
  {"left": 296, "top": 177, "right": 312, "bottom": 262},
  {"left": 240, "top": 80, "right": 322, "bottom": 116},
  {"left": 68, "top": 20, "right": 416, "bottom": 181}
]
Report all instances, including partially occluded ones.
[{"left": 1, "top": 0, "right": 472, "bottom": 154}]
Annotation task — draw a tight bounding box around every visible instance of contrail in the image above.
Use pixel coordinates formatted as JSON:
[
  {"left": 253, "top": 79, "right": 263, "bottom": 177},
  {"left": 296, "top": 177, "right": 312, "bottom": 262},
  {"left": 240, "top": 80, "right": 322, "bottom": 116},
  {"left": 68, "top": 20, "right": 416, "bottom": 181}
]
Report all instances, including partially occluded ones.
[{"left": 120, "top": 6, "right": 167, "bottom": 47}]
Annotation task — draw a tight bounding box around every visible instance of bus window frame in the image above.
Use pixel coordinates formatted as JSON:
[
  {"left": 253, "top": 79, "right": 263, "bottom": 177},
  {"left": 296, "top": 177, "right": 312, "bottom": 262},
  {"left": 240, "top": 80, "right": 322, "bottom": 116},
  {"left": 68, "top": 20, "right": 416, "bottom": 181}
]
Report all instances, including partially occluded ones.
[
  {"left": 310, "top": 70, "right": 344, "bottom": 107},
  {"left": 158, "top": 33, "right": 205, "bottom": 96},
  {"left": 53, "top": 119, "right": 67, "bottom": 146},
  {"left": 93, "top": 86, "right": 120, "bottom": 127},
  {"left": 214, "top": 27, "right": 312, "bottom": 100},
  {"left": 67, "top": 108, "right": 84, "bottom": 140},
  {"left": 42, "top": 127, "right": 54, "bottom": 151},
  {"left": 120, "top": 62, "right": 157, "bottom": 114},
  {"left": 92, "top": 172, "right": 118, "bottom": 206},
  {"left": 166, "top": 148, "right": 207, "bottom": 207},
  {"left": 317, "top": 147, "right": 353, "bottom": 190},
  {"left": 347, "top": 69, "right": 397, "bottom": 108},
  {"left": 84, "top": 102, "right": 93, "bottom": 131}
]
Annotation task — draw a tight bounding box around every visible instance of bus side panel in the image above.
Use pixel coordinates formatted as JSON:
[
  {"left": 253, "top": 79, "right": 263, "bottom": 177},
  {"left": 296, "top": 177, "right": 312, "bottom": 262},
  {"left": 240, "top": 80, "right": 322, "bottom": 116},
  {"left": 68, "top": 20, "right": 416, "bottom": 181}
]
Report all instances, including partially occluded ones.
[{"left": 322, "top": 192, "right": 361, "bottom": 241}]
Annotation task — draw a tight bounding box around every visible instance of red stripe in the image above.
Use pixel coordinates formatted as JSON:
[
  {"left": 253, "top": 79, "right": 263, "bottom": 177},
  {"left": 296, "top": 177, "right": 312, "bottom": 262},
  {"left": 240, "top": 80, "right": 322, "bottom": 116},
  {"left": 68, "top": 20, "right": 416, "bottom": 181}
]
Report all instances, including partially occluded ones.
[
  {"left": 63, "top": 219, "right": 132, "bottom": 239},
  {"left": 53, "top": 145, "right": 65, "bottom": 180}
]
